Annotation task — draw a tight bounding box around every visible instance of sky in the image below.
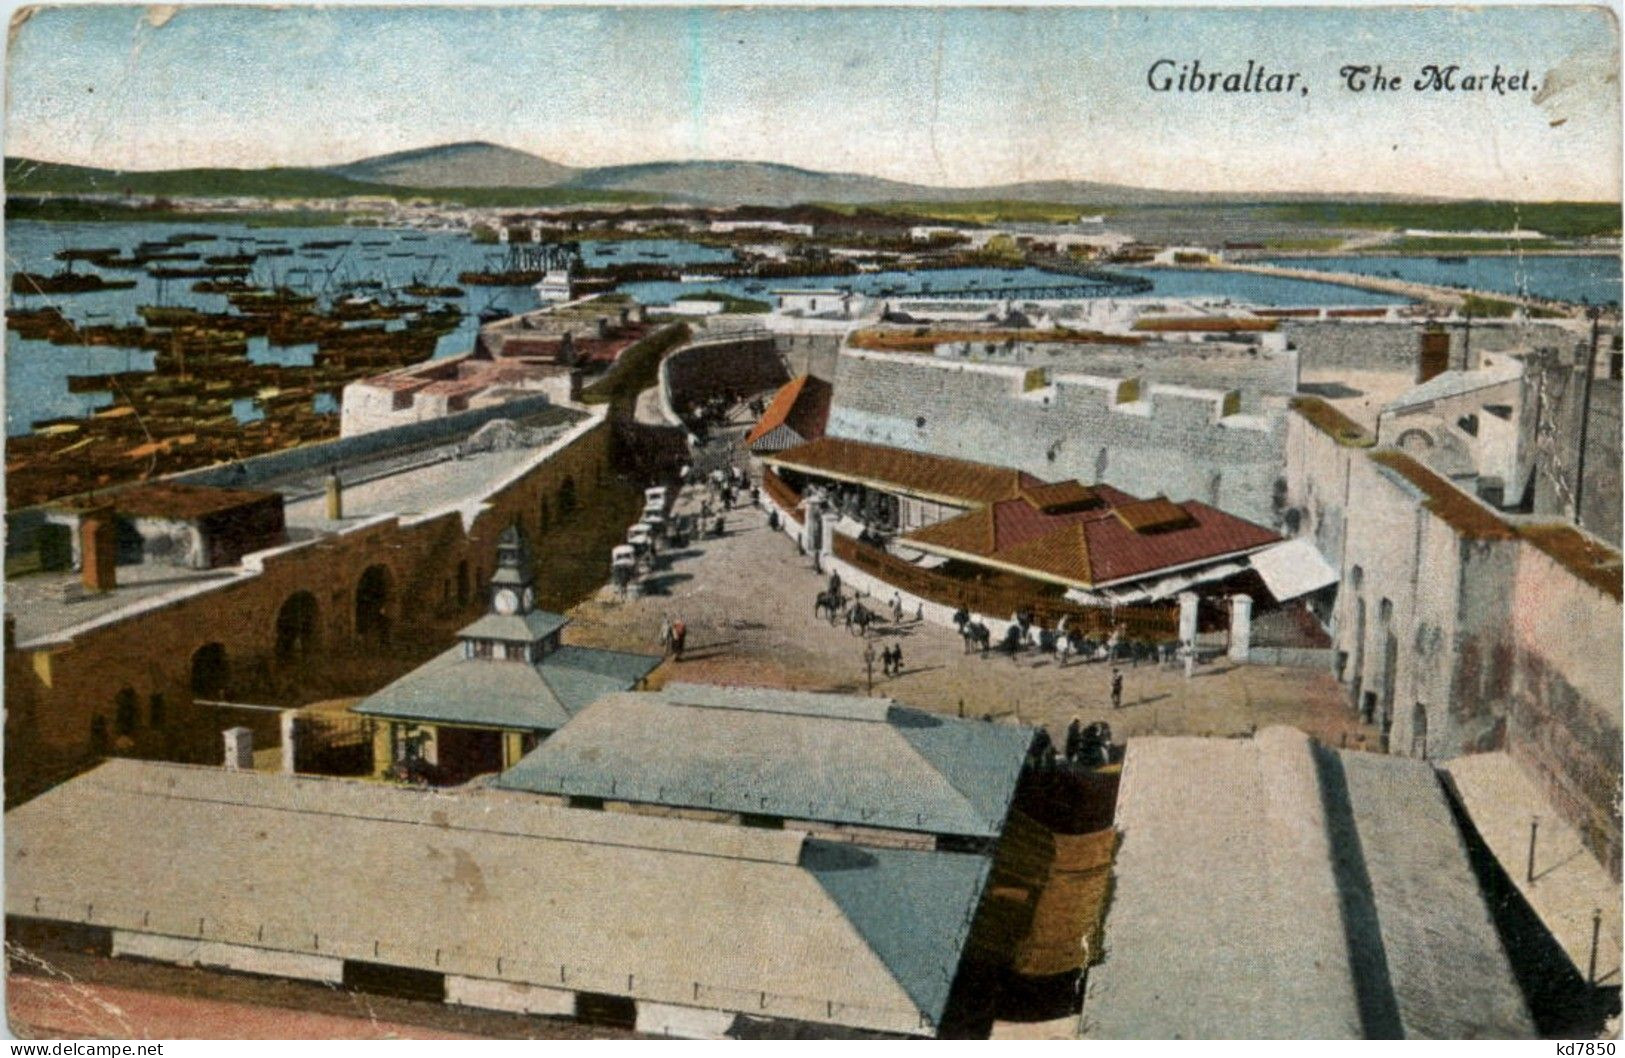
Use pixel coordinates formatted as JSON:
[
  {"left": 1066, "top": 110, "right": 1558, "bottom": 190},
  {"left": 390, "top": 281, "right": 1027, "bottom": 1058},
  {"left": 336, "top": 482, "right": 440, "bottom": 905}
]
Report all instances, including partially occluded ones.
[{"left": 5, "top": 3, "right": 1621, "bottom": 200}]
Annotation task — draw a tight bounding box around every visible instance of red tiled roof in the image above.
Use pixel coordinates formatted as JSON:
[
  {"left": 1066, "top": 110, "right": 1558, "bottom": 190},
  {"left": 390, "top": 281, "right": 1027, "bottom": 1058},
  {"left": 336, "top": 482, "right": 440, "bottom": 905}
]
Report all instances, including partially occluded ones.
[
  {"left": 764, "top": 437, "right": 1046, "bottom": 507},
  {"left": 746, "top": 375, "right": 833, "bottom": 447},
  {"left": 905, "top": 490, "right": 1278, "bottom": 588}
]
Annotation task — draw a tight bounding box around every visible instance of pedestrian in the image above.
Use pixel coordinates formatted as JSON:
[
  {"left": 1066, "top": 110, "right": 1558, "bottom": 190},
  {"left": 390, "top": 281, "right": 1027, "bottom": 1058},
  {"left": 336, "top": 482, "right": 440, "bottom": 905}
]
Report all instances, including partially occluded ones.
[
  {"left": 890, "top": 592, "right": 903, "bottom": 624},
  {"left": 659, "top": 614, "right": 674, "bottom": 656},
  {"left": 671, "top": 619, "right": 687, "bottom": 661},
  {"left": 892, "top": 642, "right": 903, "bottom": 675},
  {"left": 1065, "top": 716, "right": 1085, "bottom": 762},
  {"left": 1111, "top": 668, "right": 1124, "bottom": 710}
]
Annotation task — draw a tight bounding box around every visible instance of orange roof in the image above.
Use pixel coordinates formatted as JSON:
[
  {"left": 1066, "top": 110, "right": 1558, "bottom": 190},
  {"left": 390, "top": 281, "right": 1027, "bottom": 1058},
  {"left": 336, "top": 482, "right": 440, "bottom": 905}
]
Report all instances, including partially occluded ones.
[
  {"left": 1113, "top": 498, "right": 1197, "bottom": 533},
  {"left": 764, "top": 437, "right": 1046, "bottom": 507},
  {"left": 745, "top": 375, "right": 833, "bottom": 447},
  {"left": 904, "top": 487, "right": 1278, "bottom": 589}
]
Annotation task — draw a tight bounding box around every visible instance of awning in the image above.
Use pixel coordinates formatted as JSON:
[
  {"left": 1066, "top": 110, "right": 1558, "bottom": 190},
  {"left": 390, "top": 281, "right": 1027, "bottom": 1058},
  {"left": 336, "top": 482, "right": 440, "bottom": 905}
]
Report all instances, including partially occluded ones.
[{"left": 1249, "top": 538, "right": 1340, "bottom": 602}]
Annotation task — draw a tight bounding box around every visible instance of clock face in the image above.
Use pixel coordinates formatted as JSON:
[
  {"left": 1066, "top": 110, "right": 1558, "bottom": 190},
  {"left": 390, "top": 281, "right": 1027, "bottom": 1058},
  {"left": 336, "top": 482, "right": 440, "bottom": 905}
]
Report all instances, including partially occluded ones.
[
  {"left": 521, "top": 587, "right": 536, "bottom": 612},
  {"left": 493, "top": 588, "right": 520, "bottom": 615}
]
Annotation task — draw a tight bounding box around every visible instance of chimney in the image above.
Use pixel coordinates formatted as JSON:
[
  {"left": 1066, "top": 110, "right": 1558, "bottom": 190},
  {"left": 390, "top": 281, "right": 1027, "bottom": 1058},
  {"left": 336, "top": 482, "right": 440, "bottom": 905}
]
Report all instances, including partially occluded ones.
[
  {"left": 223, "top": 726, "right": 254, "bottom": 771},
  {"left": 79, "top": 505, "right": 117, "bottom": 593},
  {"left": 1418, "top": 327, "right": 1450, "bottom": 384},
  {"left": 325, "top": 468, "right": 343, "bottom": 521}
]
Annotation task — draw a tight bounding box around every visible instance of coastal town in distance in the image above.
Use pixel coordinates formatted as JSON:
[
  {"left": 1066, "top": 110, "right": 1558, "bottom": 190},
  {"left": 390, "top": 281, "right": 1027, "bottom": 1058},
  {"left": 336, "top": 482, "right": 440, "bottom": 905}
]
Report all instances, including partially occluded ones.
[{"left": 3, "top": 4, "right": 1622, "bottom": 1045}]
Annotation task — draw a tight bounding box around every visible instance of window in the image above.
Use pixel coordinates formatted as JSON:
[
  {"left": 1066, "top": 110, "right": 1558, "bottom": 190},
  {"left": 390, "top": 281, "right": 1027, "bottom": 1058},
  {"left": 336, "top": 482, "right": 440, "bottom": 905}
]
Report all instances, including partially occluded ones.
[{"left": 114, "top": 688, "right": 139, "bottom": 736}]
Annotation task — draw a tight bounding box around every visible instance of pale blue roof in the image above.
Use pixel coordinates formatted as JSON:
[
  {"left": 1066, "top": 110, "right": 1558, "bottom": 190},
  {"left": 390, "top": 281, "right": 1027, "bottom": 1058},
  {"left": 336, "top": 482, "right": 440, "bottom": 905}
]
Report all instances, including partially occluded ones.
[
  {"left": 353, "top": 644, "right": 660, "bottom": 731},
  {"left": 801, "top": 839, "right": 992, "bottom": 1027},
  {"left": 459, "top": 609, "right": 568, "bottom": 643},
  {"left": 496, "top": 683, "right": 1036, "bottom": 837}
]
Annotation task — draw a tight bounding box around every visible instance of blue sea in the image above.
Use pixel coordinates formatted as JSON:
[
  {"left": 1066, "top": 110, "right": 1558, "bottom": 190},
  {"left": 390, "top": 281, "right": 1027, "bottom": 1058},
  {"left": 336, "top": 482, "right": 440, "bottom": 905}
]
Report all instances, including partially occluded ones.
[{"left": 1263, "top": 253, "right": 1621, "bottom": 307}]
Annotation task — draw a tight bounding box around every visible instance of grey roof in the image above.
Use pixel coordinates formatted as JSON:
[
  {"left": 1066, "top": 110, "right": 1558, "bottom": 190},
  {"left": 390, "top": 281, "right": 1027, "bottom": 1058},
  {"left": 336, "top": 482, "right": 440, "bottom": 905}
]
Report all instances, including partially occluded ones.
[
  {"left": 1384, "top": 360, "right": 1523, "bottom": 412},
  {"left": 353, "top": 644, "right": 660, "bottom": 731},
  {"left": 495, "top": 682, "right": 1036, "bottom": 838},
  {"left": 6, "top": 760, "right": 991, "bottom": 1036},
  {"left": 458, "top": 609, "right": 568, "bottom": 643},
  {"left": 1083, "top": 727, "right": 1534, "bottom": 1040}
]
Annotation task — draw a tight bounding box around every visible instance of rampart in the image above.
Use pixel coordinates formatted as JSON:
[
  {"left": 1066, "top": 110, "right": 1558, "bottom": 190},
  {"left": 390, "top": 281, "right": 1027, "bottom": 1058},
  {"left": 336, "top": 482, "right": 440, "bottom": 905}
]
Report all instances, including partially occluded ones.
[{"left": 824, "top": 348, "right": 1286, "bottom": 525}]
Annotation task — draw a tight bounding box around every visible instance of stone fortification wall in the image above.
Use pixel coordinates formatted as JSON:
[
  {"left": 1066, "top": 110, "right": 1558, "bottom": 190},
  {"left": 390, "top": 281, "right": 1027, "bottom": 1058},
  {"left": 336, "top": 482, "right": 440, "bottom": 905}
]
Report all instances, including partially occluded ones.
[
  {"left": 775, "top": 333, "right": 845, "bottom": 381},
  {"left": 825, "top": 348, "right": 1286, "bottom": 525},
  {"left": 932, "top": 337, "right": 1299, "bottom": 402},
  {"left": 1284, "top": 319, "right": 1578, "bottom": 374},
  {"left": 662, "top": 336, "right": 788, "bottom": 414}
]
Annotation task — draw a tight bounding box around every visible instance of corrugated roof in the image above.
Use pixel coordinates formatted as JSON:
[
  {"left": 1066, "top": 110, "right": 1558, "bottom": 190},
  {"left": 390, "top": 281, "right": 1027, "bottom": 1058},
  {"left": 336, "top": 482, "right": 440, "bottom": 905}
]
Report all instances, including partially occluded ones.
[
  {"left": 496, "top": 685, "right": 1035, "bottom": 838},
  {"left": 764, "top": 437, "right": 1046, "bottom": 507},
  {"left": 7, "top": 760, "right": 991, "bottom": 1037},
  {"left": 746, "top": 375, "right": 833, "bottom": 447},
  {"left": 353, "top": 644, "right": 659, "bottom": 731},
  {"left": 1085, "top": 728, "right": 1534, "bottom": 1039}
]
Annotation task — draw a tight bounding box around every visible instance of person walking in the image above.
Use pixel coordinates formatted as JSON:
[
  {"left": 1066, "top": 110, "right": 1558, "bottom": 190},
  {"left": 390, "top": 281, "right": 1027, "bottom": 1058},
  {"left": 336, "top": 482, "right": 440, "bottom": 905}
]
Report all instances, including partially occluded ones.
[
  {"left": 671, "top": 618, "right": 687, "bottom": 662},
  {"left": 659, "top": 614, "right": 674, "bottom": 657},
  {"left": 1111, "top": 668, "right": 1124, "bottom": 710},
  {"left": 1065, "top": 716, "right": 1085, "bottom": 762},
  {"left": 891, "top": 643, "right": 904, "bottom": 676}
]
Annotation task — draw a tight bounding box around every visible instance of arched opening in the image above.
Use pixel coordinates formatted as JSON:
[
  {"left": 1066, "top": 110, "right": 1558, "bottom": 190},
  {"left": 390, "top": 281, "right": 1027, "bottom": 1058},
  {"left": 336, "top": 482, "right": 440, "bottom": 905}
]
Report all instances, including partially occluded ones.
[
  {"left": 1411, "top": 702, "right": 1429, "bottom": 759},
  {"left": 557, "top": 476, "right": 577, "bottom": 517},
  {"left": 355, "top": 565, "right": 393, "bottom": 644},
  {"left": 191, "top": 642, "right": 228, "bottom": 700},
  {"left": 114, "top": 687, "right": 139, "bottom": 736},
  {"left": 274, "top": 592, "right": 319, "bottom": 664},
  {"left": 455, "top": 561, "right": 470, "bottom": 608}
]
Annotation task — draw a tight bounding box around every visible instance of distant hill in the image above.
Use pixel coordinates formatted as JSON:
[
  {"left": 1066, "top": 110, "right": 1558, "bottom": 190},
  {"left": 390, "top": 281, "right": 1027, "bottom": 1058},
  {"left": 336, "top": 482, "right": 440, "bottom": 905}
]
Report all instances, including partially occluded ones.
[
  {"left": 5, "top": 157, "right": 393, "bottom": 199},
  {"left": 328, "top": 140, "right": 577, "bottom": 189},
  {"left": 561, "top": 159, "right": 928, "bottom": 206}
]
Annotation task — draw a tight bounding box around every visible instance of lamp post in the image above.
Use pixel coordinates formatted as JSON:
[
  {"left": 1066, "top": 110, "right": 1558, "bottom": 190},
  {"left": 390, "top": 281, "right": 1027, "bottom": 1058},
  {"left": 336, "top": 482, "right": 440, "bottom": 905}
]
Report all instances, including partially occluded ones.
[{"left": 863, "top": 643, "right": 877, "bottom": 696}]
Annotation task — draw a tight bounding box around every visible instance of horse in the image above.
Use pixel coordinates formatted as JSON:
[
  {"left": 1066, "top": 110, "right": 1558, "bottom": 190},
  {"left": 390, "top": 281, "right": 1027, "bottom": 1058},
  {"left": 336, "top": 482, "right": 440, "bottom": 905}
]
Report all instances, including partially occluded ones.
[
  {"left": 814, "top": 589, "right": 846, "bottom": 624},
  {"left": 1001, "top": 624, "right": 1024, "bottom": 657},
  {"left": 846, "top": 603, "right": 877, "bottom": 637}
]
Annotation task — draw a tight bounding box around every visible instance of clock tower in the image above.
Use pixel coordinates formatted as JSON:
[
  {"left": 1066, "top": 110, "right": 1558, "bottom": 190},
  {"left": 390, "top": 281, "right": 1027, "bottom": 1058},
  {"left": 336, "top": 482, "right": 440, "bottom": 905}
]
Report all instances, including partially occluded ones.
[
  {"left": 488, "top": 523, "right": 538, "bottom": 617},
  {"left": 458, "top": 523, "right": 560, "bottom": 663}
]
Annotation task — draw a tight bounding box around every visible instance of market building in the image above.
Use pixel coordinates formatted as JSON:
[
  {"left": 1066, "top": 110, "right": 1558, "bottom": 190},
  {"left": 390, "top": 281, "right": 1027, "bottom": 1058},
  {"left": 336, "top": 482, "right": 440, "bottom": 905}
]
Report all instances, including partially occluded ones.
[{"left": 353, "top": 524, "right": 660, "bottom": 783}]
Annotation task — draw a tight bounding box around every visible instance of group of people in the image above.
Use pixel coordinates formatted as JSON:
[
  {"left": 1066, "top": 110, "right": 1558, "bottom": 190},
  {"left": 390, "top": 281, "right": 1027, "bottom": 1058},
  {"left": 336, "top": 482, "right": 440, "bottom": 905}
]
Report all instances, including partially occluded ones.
[
  {"left": 880, "top": 642, "right": 905, "bottom": 677},
  {"left": 1029, "top": 717, "right": 1115, "bottom": 771}
]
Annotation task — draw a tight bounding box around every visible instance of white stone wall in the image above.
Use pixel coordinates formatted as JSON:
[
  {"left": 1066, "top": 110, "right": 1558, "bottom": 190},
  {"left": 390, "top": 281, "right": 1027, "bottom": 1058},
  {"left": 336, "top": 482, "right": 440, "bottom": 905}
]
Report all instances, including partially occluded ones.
[
  {"left": 826, "top": 349, "right": 1286, "bottom": 525},
  {"left": 112, "top": 930, "right": 344, "bottom": 983}
]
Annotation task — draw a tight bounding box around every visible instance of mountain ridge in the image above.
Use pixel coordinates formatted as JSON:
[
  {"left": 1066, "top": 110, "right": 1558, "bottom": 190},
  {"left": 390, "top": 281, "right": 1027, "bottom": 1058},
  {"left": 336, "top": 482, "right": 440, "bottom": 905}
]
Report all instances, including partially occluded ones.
[{"left": 8, "top": 143, "right": 1617, "bottom": 211}]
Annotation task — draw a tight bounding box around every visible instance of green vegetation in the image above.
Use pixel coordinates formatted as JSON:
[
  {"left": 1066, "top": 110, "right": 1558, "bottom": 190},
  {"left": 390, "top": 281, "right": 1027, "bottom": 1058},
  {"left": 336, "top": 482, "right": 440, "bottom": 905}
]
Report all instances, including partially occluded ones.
[
  {"left": 675, "top": 290, "right": 771, "bottom": 314},
  {"left": 816, "top": 199, "right": 1106, "bottom": 225},
  {"left": 1268, "top": 200, "right": 1621, "bottom": 239},
  {"left": 1383, "top": 237, "right": 1561, "bottom": 254},
  {"left": 1260, "top": 237, "right": 1345, "bottom": 251},
  {"left": 1459, "top": 294, "right": 1567, "bottom": 320},
  {"left": 580, "top": 323, "right": 692, "bottom": 409},
  {"left": 6, "top": 196, "right": 354, "bottom": 227},
  {"left": 4, "top": 157, "right": 659, "bottom": 211}
]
